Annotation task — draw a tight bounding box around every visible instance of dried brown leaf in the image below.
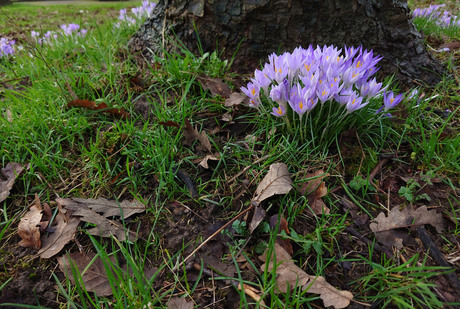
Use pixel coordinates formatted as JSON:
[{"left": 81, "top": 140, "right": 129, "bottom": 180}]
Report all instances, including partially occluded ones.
[
  {"left": 249, "top": 204, "right": 266, "bottom": 234},
  {"left": 260, "top": 243, "right": 353, "bottom": 309},
  {"left": 269, "top": 214, "right": 293, "bottom": 255},
  {"left": 57, "top": 197, "right": 145, "bottom": 241},
  {"left": 254, "top": 163, "right": 292, "bottom": 203},
  {"left": 183, "top": 118, "right": 212, "bottom": 152},
  {"left": 195, "top": 154, "right": 220, "bottom": 169},
  {"left": 0, "top": 162, "right": 28, "bottom": 203},
  {"left": 58, "top": 251, "right": 115, "bottom": 296},
  {"left": 18, "top": 200, "right": 43, "bottom": 250},
  {"left": 370, "top": 206, "right": 444, "bottom": 249},
  {"left": 68, "top": 99, "right": 129, "bottom": 119},
  {"left": 225, "top": 92, "right": 247, "bottom": 107},
  {"left": 38, "top": 209, "right": 81, "bottom": 259},
  {"left": 197, "top": 76, "right": 231, "bottom": 98},
  {"left": 167, "top": 297, "right": 194, "bottom": 309},
  {"left": 300, "top": 170, "right": 330, "bottom": 215}
]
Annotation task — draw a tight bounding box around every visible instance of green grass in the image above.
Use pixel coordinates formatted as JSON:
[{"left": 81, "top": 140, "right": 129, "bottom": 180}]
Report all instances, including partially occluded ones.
[{"left": 1, "top": 1, "right": 459, "bottom": 308}]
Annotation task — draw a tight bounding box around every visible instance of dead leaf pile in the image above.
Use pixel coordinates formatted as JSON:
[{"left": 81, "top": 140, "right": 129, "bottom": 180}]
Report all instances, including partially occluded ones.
[
  {"left": 370, "top": 206, "right": 444, "bottom": 248},
  {"left": 300, "top": 170, "right": 330, "bottom": 215},
  {"left": 17, "top": 197, "right": 145, "bottom": 258},
  {"left": 57, "top": 197, "right": 145, "bottom": 241},
  {"left": 260, "top": 243, "right": 353, "bottom": 309}
]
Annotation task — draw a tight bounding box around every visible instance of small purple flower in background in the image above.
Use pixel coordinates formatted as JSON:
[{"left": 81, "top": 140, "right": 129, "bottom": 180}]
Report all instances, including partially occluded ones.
[
  {"left": 241, "top": 82, "right": 260, "bottom": 100},
  {"left": 116, "top": 1, "right": 156, "bottom": 28},
  {"left": 0, "top": 38, "right": 15, "bottom": 57},
  {"left": 383, "top": 91, "right": 404, "bottom": 111},
  {"left": 61, "top": 23, "right": 80, "bottom": 35},
  {"left": 253, "top": 68, "right": 272, "bottom": 92},
  {"left": 407, "top": 89, "right": 418, "bottom": 100},
  {"left": 412, "top": 4, "right": 460, "bottom": 29}
]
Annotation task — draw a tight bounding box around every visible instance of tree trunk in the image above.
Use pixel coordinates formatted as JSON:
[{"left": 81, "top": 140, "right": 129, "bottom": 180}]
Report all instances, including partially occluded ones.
[{"left": 128, "top": 0, "right": 444, "bottom": 87}]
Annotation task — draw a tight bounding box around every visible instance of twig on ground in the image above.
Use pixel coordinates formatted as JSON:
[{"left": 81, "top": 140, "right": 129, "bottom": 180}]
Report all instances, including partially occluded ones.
[
  {"left": 172, "top": 202, "right": 255, "bottom": 272},
  {"left": 416, "top": 226, "right": 460, "bottom": 292},
  {"left": 368, "top": 158, "right": 389, "bottom": 183},
  {"left": 346, "top": 226, "right": 394, "bottom": 258}
]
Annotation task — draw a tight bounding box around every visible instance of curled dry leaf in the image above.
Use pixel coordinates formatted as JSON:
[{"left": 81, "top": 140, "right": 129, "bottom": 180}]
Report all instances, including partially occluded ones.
[
  {"left": 370, "top": 206, "right": 444, "bottom": 249},
  {"left": 57, "top": 197, "right": 145, "bottom": 241},
  {"left": 167, "top": 297, "right": 194, "bottom": 309},
  {"left": 58, "top": 251, "right": 115, "bottom": 297},
  {"left": 18, "top": 201, "right": 43, "bottom": 250},
  {"left": 260, "top": 243, "right": 353, "bottom": 309},
  {"left": 300, "top": 170, "right": 330, "bottom": 215},
  {"left": 254, "top": 163, "right": 293, "bottom": 203},
  {"left": 193, "top": 154, "right": 220, "bottom": 169},
  {"left": 183, "top": 118, "right": 212, "bottom": 153},
  {"left": 67, "top": 99, "right": 129, "bottom": 119},
  {"left": 249, "top": 204, "right": 266, "bottom": 234},
  {"left": 38, "top": 207, "right": 81, "bottom": 259},
  {"left": 269, "top": 214, "right": 293, "bottom": 255},
  {"left": 196, "top": 76, "right": 232, "bottom": 98},
  {"left": 0, "top": 162, "right": 28, "bottom": 203},
  {"left": 225, "top": 92, "right": 247, "bottom": 107}
]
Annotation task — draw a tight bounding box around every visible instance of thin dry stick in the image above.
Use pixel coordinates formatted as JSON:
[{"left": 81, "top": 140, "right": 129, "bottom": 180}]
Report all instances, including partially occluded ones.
[
  {"left": 172, "top": 202, "right": 255, "bottom": 272},
  {"left": 368, "top": 158, "right": 389, "bottom": 183},
  {"left": 228, "top": 154, "right": 271, "bottom": 184}
]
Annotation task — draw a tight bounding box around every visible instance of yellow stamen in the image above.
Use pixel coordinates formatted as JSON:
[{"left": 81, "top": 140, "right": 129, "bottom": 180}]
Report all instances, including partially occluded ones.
[
  {"left": 390, "top": 98, "right": 394, "bottom": 103},
  {"left": 277, "top": 107, "right": 283, "bottom": 115},
  {"left": 322, "top": 90, "right": 327, "bottom": 96},
  {"left": 352, "top": 98, "right": 356, "bottom": 105},
  {"left": 356, "top": 61, "right": 362, "bottom": 68},
  {"left": 304, "top": 64, "right": 311, "bottom": 71},
  {"left": 251, "top": 88, "right": 256, "bottom": 96},
  {"left": 299, "top": 101, "right": 304, "bottom": 109}
]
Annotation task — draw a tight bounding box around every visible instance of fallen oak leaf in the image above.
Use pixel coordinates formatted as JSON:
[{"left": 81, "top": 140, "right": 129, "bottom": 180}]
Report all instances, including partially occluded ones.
[
  {"left": 18, "top": 198, "right": 43, "bottom": 250},
  {"left": 192, "top": 154, "right": 220, "bottom": 169},
  {"left": 254, "top": 163, "right": 293, "bottom": 203},
  {"left": 370, "top": 206, "right": 444, "bottom": 249},
  {"left": 183, "top": 118, "right": 212, "bottom": 152},
  {"left": 300, "top": 170, "right": 330, "bottom": 215},
  {"left": 68, "top": 99, "right": 129, "bottom": 119},
  {"left": 196, "top": 76, "right": 231, "bottom": 98},
  {"left": 38, "top": 205, "right": 81, "bottom": 259},
  {"left": 58, "top": 251, "right": 115, "bottom": 297},
  {"left": 225, "top": 92, "right": 247, "bottom": 107},
  {"left": 0, "top": 162, "right": 29, "bottom": 203},
  {"left": 260, "top": 243, "right": 353, "bottom": 309},
  {"left": 57, "top": 197, "right": 145, "bottom": 241}
]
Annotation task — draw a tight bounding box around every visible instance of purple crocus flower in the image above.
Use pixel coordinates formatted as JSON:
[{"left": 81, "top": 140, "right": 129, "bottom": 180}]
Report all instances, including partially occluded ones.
[
  {"left": 360, "top": 77, "right": 384, "bottom": 98},
  {"left": 383, "top": 91, "right": 404, "bottom": 110},
  {"left": 253, "top": 68, "right": 272, "bottom": 92},
  {"left": 346, "top": 92, "right": 368, "bottom": 113},
  {"left": 0, "top": 38, "right": 15, "bottom": 57},
  {"left": 241, "top": 82, "right": 260, "bottom": 100},
  {"left": 271, "top": 105, "right": 286, "bottom": 117},
  {"left": 269, "top": 81, "right": 289, "bottom": 104}
]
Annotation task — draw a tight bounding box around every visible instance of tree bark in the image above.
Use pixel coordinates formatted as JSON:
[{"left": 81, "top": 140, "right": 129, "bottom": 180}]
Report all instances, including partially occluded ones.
[{"left": 129, "top": 0, "right": 444, "bottom": 87}]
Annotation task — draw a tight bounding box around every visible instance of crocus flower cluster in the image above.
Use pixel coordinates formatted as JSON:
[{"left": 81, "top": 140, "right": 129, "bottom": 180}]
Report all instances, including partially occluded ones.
[
  {"left": 241, "top": 45, "right": 404, "bottom": 145},
  {"left": 60, "top": 23, "right": 87, "bottom": 37},
  {"left": 0, "top": 37, "right": 15, "bottom": 57},
  {"left": 115, "top": 0, "right": 156, "bottom": 28},
  {"left": 413, "top": 4, "right": 460, "bottom": 29},
  {"left": 31, "top": 24, "right": 86, "bottom": 46}
]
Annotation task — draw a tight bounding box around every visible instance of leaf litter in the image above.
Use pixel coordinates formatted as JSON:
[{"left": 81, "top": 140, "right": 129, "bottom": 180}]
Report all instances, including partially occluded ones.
[
  {"left": 370, "top": 205, "right": 444, "bottom": 248},
  {"left": 57, "top": 197, "right": 145, "bottom": 241},
  {"left": 260, "top": 243, "right": 353, "bottom": 309},
  {"left": 58, "top": 251, "right": 116, "bottom": 297},
  {"left": 300, "top": 169, "right": 330, "bottom": 215}
]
